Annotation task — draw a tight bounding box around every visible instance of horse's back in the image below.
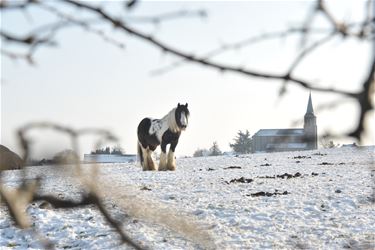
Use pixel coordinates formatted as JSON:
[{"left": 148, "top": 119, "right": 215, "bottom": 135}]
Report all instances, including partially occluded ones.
[
  {"left": 137, "top": 118, "right": 152, "bottom": 139},
  {"left": 137, "top": 118, "right": 160, "bottom": 150}
]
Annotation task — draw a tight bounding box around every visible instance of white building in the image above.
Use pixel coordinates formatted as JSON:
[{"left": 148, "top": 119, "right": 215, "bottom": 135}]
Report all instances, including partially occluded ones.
[{"left": 83, "top": 154, "right": 137, "bottom": 163}]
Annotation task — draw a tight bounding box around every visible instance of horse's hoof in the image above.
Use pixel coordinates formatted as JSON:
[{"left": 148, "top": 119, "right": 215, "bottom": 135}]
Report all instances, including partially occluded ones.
[
  {"left": 143, "top": 168, "right": 157, "bottom": 171},
  {"left": 167, "top": 165, "right": 176, "bottom": 171},
  {"left": 158, "top": 166, "right": 167, "bottom": 171}
]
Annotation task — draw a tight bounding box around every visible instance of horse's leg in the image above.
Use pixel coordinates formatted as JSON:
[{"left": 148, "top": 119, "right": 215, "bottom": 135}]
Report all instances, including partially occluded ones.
[
  {"left": 167, "top": 150, "right": 176, "bottom": 171},
  {"left": 167, "top": 139, "right": 178, "bottom": 171},
  {"left": 159, "top": 141, "right": 168, "bottom": 171},
  {"left": 140, "top": 145, "right": 149, "bottom": 171},
  {"left": 138, "top": 142, "right": 144, "bottom": 169},
  {"left": 146, "top": 147, "right": 157, "bottom": 171}
]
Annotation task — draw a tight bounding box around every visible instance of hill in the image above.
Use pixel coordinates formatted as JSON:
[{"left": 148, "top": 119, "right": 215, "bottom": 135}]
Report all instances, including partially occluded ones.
[
  {"left": 0, "top": 145, "right": 22, "bottom": 170},
  {"left": 0, "top": 146, "right": 374, "bottom": 249}
]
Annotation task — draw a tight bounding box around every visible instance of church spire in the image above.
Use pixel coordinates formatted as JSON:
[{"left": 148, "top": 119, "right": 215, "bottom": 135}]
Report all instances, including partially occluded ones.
[
  {"left": 304, "top": 92, "right": 317, "bottom": 150},
  {"left": 306, "top": 92, "right": 314, "bottom": 114}
]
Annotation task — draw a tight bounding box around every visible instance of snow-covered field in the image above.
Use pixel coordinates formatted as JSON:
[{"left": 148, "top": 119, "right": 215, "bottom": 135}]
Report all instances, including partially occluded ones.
[{"left": 1, "top": 147, "right": 374, "bottom": 249}]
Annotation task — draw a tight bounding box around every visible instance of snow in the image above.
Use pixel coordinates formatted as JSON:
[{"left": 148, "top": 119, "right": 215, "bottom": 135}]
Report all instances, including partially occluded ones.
[{"left": 1, "top": 146, "right": 374, "bottom": 249}]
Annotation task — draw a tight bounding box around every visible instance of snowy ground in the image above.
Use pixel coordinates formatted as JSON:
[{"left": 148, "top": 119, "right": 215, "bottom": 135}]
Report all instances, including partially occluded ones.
[{"left": 1, "top": 146, "right": 374, "bottom": 249}]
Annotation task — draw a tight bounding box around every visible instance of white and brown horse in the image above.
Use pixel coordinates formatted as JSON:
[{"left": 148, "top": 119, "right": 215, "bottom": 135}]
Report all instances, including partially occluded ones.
[{"left": 137, "top": 103, "right": 189, "bottom": 171}]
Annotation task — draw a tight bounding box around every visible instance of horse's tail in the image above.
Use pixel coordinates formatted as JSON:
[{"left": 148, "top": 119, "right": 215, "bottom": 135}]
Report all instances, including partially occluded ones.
[{"left": 137, "top": 141, "right": 144, "bottom": 166}]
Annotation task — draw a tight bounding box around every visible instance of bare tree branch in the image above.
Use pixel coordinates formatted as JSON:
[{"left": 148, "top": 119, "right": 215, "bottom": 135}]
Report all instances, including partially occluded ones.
[
  {"left": 124, "top": 9, "right": 207, "bottom": 24},
  {"left": 288, "top": 31, "right": 336, "bottom": 74},
  {"left": 278, "top": 31, "right": 337, "bottom": 96},
  {"left": 359, "top": 0, "right": 373, "bottom": 37},
  {"left": 299, "top": 1, "right": 318, "bottom": 48},
  {"left": 57, "top": 0, "right": 357, "bottom": 99},
  {"left": 0, "top": 49, "right": 35, "bottom": 64},
  {"left": 0, "top": 29, "right": 57, "bottom": 64},
  {"left": 38, "top": 2, "right": 126, "bottom": 49},
  {"left": 349, "top": 51, "right": 375, "bottom": 139},
  {"left": 0, "top": 30, "right": 51, "bottom": 46},
  {"left": 33, "top": 192, "right": 144, "bottom": 250},
  {"left": 0, "top": 0, "right": 37, "bottom": 10},
  {"left": 151, "top": 27, "right": 331, "bottom": 76},
  {"left": 2, "top": 122, "right": 146, "bottom": 249},
  {"left": 1, "top": 0, "right": 373, "bottom": 141},
  {"left": 317, "top": 0, "right": 348, "bottom": 35},
  {"left": 125, "top": 0, "right": 138, "bottom": 10},
  {"left": 62, "top": 0, "right": 375, "bottom": 141}
]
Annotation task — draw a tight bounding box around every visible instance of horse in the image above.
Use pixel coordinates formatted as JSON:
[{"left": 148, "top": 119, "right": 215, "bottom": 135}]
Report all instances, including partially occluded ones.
[{"left": 137, "top": 103, "right": 190, "bottom": 171}]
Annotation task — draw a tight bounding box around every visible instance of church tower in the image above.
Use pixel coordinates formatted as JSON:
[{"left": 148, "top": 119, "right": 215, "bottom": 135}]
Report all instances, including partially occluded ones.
[{"left": 304, "top": 93, "right": 317, "bottom": 149}]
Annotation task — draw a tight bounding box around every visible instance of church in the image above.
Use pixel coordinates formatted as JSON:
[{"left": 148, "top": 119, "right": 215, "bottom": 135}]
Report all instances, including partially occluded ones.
[{"left": 251, "top": 93, "right": 317, "bottom": 153}]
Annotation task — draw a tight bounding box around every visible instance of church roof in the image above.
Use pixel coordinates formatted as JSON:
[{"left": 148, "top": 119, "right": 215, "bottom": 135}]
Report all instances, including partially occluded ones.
[
  {"left": 306, "top": 92, "right": 314, "bottom": 114},
  {"left": 254, "top": 129, "right": 304, "bottom": 137}
]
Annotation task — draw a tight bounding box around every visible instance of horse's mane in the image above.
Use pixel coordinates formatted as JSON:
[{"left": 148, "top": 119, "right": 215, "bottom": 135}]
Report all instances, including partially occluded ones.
[{"left": 163, "top": 108, "right": 180, "bottom": 133}]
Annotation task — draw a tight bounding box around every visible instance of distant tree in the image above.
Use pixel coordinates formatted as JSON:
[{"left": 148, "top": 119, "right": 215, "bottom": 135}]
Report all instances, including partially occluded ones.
[
  {"left": 91, "top": 146, "right": 125, "bottom": 155},
  {"left": 230, "top": 130, "right": 253, "bottom": 154},
  {"left": 193, "top": 148, "right": 209, "bottom": 157},
  {"left": 52, "top": 149, "right": 79, "bottom": 164},
  {"left": 37, "top": 158, "right": 53, "bottom": 166},
  {"left": 111, "top": 146, "right": 124, "bottom": 155},
  {"left": 105, "top": 147, "right": 110, "bottom": 154},
  {"left": 209, "top": 141, "right": 222, "bottom": 156},
  {"left": 320, "top": 138, "right": 339, "bottom": 149},
  {"left": 327, "top": 141, "right": 338, "bottom": 148},
  {"left": 91, "top": 148, "right": 105, "bottom": 154}
]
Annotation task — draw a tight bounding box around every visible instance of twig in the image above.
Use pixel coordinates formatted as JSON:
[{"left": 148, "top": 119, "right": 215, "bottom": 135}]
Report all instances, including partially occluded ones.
[
  {"left": 0, "top": 0, "right": 37, "bottom": 10},
  {"left": 0, "top": 30, "right": 52, "bottom": 46},
  {"left": 0, "top": 49, "right": 35, "bottom": 64},
  {"left": 317, "top": 0, "right": 348, "bottom": 35},
  {"left": 151, "top": 27, "right": 331, "bottom": 76},
  {"left": 124, "top": 9, "right": 207, "bottom": 24},
  {"left": 38, "top": 2, "right": 126, "bottom": 49},
  {"left": 278, "top": 31, "right": 337, "bottom": 96}
]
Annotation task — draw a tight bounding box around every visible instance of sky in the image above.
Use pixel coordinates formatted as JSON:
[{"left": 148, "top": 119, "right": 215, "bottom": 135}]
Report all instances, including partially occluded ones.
[{"left": 1, "top": 0, "right": 374, "bottom": 159}]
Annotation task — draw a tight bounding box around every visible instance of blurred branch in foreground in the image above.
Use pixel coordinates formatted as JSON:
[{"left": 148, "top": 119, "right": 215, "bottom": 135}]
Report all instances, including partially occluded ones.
[
  {"left": 1, "top": 122, "right": 143, "bottom": 249},
  {"left": 0, "top": 122, "right": 214, "bottom": 249}
]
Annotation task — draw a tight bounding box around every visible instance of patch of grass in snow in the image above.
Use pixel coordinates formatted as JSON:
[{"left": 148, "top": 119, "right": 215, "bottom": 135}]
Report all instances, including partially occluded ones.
[{"left": 7, "top": 242, "right": 19, "bottom": 248}]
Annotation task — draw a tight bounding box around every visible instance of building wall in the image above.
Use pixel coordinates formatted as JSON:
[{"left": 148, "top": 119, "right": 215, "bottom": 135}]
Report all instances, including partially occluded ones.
[
  {"left": 252, "top": 135, "right": 306, "bottom": 153},
  {"left": 83, "top": 154, "right": 137, "bottom": 163},
  {"left": 253, "top": 135, "right": 267, "bottom": 152}
]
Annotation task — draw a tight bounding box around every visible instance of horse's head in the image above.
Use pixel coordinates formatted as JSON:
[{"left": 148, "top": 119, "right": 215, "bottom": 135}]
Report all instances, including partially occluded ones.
[{"left": 175, "top": 103, "right": 190, "bottom": 130}]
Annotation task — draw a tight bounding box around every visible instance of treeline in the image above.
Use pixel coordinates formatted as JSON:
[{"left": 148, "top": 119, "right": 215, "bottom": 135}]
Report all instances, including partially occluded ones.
[
  {"left": 192, "top": 129, "right": 343, "bottom": 157},
  {"left": 90, "top": 146, "right": 124, "bottom": 155},
  {"left": 29, "top": 146, "right": 126, "bottom": 166},
  {"left": 193, "top": 130, "right": 253, "bottom": 157},
  {"left": 28, "top": 149, "right": 79, "bottom": 166}
]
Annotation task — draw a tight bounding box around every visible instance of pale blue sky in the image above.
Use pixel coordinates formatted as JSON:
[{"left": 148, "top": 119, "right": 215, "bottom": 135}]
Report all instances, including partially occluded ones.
[{"left": 1, "top": 0, "right": 373, "bottom": 159}]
